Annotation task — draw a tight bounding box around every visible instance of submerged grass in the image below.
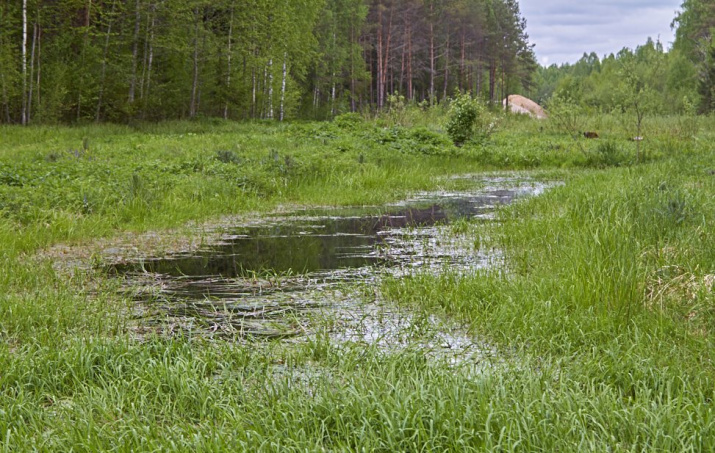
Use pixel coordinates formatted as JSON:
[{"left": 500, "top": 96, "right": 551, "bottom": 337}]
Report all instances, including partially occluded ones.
[{"left": 0, "top": 115, "right": 714, "bottom": 450}]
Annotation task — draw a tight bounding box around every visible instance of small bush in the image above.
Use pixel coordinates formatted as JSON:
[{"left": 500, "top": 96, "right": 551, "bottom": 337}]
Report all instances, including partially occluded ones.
[
  {"left": 444, "top": 92, "right": 497, "bottom": 146},
  {"left": 408, "top": 127, "right": 451, "bottom": 148},
  {"left": 445, "top": 92, "right": 481, "bottom": 145},
  {"left": 333, "top": 112, "right": 365, "bottom": 131},
  {"left": 547, "top": 93, "right": 585, "bottom": 138}
]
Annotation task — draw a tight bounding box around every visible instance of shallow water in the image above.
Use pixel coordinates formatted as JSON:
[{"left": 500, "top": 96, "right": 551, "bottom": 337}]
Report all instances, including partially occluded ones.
[{"left": 108, "top": 178, "right": 551, "bottom": 360}]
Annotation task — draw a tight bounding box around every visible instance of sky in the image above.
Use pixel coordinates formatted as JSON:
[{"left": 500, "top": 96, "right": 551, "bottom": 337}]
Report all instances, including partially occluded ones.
[{"left": 519, "top": 0, "right": 684, "bottom": 66}]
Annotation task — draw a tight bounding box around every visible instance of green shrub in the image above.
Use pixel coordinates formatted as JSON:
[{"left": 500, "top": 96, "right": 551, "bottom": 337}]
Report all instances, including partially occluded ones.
[
  {"left": 333, "top": 112, "right": 365, "bottom": 131},
  {"left": 408, "top": 127, "right": 451, "bottom": 148},
  {"left": 445, "top": 92, "right": 481, "bottom": 145},
  {"left": 444, "top": 92, "right": 497, "bottom": 146}
]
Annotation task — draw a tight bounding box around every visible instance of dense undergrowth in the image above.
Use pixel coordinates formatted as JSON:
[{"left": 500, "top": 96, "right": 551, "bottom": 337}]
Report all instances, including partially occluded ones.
[{"left": 0, "top": 111, "right": 714, "bottom": 450}]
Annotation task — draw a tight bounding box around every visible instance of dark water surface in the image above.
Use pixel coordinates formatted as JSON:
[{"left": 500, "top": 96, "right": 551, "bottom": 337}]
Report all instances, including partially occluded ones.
[
  {"left": 108, "top": 179, "right": 550, "bottom": 343},
  {"left": 111, "top": 188, "right": 532, "bottom": 280}
]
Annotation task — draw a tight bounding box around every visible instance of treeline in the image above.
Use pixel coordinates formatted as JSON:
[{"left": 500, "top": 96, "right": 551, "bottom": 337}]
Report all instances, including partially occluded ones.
[
  {"left": 0, "top": 0, "right": 535, "bottom": 124},
  {"left": 532, "top": 0, "right": 715, "bottom": 115}
]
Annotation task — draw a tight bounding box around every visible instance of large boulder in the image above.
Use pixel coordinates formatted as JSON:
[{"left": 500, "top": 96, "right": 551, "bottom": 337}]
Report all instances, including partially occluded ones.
[{"left": 503, "top": 94, "right": 547, "bottom": 119}]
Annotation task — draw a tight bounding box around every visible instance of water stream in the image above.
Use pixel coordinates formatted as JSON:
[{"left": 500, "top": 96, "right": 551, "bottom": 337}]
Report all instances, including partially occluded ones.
[{"left": 108, "top": 178, "right": 551, "bottom": 361}]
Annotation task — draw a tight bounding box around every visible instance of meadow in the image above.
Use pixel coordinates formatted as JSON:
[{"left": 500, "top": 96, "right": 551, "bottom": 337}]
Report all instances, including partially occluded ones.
[{"left": 0, "top": 108, "right": 713, "bottom": 450}]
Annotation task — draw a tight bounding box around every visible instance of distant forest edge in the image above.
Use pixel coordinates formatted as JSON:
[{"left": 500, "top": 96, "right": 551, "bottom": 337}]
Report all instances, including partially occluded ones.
[
  {"left": 0, "top": 0, "right": 534, "bottom": 124},
  {"left": 534, "top": 0, "right": 714, "bottom": 115},
  {"left": 0, "top": 1, "right": 712, "bottom": 125}
]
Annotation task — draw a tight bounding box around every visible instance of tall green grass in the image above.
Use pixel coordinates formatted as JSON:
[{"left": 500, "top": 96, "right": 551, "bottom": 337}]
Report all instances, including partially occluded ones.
[
  {"left": 381, "top": 150, "right": 715, "bottom": 450},
  {"left": 1, "top": 117, "right": 714, "bottom": 450}
]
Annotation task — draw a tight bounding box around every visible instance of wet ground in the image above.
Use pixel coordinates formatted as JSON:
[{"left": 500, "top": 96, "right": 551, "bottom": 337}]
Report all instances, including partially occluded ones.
[{"left": 107, "top": 177, "right": 552, "bottom": 362}]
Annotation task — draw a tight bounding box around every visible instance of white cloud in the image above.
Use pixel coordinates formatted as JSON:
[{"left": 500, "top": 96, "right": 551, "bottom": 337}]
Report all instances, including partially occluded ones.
[{"left": 519, "top": 0, "right": 682, "bottom": 65}]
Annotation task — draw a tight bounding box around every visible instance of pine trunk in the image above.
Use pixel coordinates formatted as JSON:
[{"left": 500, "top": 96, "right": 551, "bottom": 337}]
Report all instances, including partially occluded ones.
[
  {"left": 35, "top": 22, "right": 41, "bottom": 112},
  {"left": 144, "top": 9, "right": 155, "bottom": 111},
  {"left": 224, "top": 5, "right": 235, "bottom": 119},
  {"left": 95, "top": 0, "right": 116, "bottom": 122},
  {"left": 376, "top": 6, "right": 383, "bottom": 108},
  {"left": 489, "top": 58, "right": 495, "bottom": 104},
  {"left": 459, "top": 31, "right": 465, "bottom": 91},
  {"left": 129, "top": 0, "right": 141, "bottom": 104},
  {"left": 407, "top": 25, "right": 413, "bottom": 101},
  {"left": 189, "top": 7, "right": 200, "bottom": 118},
  {"left": 27, "top": 22, "right": 37, "bottom": 123},
  {"left": 429, "top": 4, "right": 435, "bottom": 105},
  {"left": 1, "top": 72, "right": 9, "bottom": 123},
  {"left": 443, "top": 32, "right": 449, "bottom": 99}
]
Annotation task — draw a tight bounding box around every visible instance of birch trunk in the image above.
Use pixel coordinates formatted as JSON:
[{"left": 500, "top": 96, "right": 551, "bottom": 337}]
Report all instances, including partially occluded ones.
[
  {"left": 251, "top": 63, "right": 256, "bottom": 118},
  {"left": 267, "top": 58, "right": 273, "bottom": 120},
  {"left": 280, "top": 52, "right": 287, "bottom": 121},
  {"left": 22, "top": 0, "right": 27, "bottom": 125},
  {"left": 331, "top": 32, "right": 336, "bottom": 115}
]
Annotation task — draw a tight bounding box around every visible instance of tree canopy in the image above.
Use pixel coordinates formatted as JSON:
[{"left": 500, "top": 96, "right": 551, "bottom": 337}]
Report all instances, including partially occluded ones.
[{"left": 0, "top": 0, "right": 536, "bottom": 124}]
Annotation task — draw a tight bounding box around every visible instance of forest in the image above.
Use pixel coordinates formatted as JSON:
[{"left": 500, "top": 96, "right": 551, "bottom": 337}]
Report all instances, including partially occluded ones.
[
  {"left": 534, "top": 0, "right": 715, "bottom": 115},
  {"left": 0, "top": 0, "right": 534, "bottom": 124}
]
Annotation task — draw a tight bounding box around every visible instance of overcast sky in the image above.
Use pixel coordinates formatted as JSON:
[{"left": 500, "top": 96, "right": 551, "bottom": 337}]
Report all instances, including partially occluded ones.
[{"left": 519, "top": 0, "right": 684, "bottom": 66}]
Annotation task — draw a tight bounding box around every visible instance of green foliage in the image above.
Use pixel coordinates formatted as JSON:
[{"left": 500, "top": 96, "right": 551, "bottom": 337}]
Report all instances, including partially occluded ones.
[
  {"left": 0, "top": 0, "right": 537, "bottom": 124},
  {"left": 547, "top": 92, "right": 585, "bottom": 137},
  {"left": 584, "top": 140, "right": 630, "bottom": 168},
  {"left": 333, "top": 112, "right": 365, "bottom": 130},
  {"left": 539, "top": 37, "right": 697, "bottom": 115},
  {"left": 444, "top": 92, "right": 489, "bottom": 145}
]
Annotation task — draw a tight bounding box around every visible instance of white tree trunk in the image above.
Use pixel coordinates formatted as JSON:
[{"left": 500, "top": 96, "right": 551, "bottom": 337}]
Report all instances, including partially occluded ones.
[
  {"left": 280, "top": 52, "right": 287, "bottom": 121},
  {"left": 251, "top": 65, "right": 256, "bottom": 117},
  {"left": 267, "top": 58, "right": 273, "bottom": 119},
  {"left": 22, "top": 0, "right": 27, "bottom": 125}
]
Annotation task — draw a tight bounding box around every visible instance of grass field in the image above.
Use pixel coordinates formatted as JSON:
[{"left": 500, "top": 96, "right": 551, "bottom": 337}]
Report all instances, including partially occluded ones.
[{"left": 0, "top": 111, "right": 714, "bottom": 450}]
